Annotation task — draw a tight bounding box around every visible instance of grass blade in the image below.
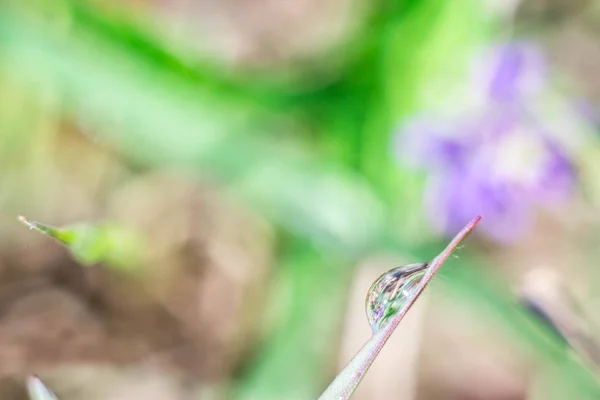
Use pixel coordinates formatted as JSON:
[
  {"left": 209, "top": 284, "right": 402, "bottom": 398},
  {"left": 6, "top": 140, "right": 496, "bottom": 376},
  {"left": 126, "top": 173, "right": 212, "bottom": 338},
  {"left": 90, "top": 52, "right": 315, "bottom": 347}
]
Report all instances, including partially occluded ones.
[
  {"left": 27, "top": 376, "right": 58, "bottom": 400},
  {"left": 318, "top": 216, "right": 481, "bottom": 399}
]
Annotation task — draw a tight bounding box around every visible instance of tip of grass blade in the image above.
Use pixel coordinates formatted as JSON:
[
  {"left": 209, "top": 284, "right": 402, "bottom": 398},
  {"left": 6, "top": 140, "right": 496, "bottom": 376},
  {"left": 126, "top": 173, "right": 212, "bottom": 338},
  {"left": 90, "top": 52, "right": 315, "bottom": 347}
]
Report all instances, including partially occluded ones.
[
  {"left": 18, "top": 215, "right": 36, "bottom": 229},
  {"left": 17, "top": 215, "right": 72, "bottom": 245},
  {"left": 425, "top": 215, "right": 480, "bottom": 278},
  {"left": 318, "top": 216, "right": 481, "bottom": 400},
  {"left": 18, "top": 215, "right": 55, "bottom": 236},
  {"left": 27, "top": 375, "right": 58, "bottom": 400}
]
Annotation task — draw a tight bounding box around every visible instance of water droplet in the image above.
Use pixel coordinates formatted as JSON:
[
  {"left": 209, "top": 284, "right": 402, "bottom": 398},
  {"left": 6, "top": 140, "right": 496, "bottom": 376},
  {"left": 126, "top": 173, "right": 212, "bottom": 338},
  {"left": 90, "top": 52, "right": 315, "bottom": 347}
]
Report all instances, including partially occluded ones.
[{"left": 365, "top": 262, "right": 429, "bottom": 332}]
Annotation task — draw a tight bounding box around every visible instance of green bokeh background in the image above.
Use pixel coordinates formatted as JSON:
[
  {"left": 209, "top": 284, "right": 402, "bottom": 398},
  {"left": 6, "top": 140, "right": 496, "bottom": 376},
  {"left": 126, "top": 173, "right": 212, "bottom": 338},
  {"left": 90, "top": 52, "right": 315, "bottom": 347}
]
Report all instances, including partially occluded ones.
[{"left": 4, "top": 1, "right": 600, "bottom": 399}]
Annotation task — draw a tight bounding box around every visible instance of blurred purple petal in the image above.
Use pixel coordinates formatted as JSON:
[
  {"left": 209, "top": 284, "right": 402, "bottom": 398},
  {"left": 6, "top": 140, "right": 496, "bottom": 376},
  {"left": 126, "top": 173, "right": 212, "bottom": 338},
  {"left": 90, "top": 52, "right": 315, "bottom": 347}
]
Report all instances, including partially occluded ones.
[
  {"left": 533, "top": 142, "right": 577, "bottom": 204},
  {"left": 424, "top": 172, "right": 532, "bottom": 243},
  {"left": 471, "top": 42, "right": 547, "bottom": 103},
  {"left": 394, "top": 116, "right": 472, "bottom": 170}
]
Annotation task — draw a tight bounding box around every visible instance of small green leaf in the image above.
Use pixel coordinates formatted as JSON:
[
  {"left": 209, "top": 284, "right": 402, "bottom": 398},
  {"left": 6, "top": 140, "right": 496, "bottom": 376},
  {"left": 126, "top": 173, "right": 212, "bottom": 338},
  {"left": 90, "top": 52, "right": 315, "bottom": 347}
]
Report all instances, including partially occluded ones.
[
  {"left": 18, "top": 216, "right": 145, "bottom": 271},
  {"left": 27, "top": 376, "right": 58, "bottom": 400}
]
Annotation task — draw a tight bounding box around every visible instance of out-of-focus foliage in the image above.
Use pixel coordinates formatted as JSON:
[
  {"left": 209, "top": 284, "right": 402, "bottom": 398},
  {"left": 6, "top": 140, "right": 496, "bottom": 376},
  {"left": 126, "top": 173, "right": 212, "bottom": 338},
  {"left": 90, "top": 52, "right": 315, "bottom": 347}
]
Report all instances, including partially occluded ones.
[{"left": 3, "top": 0, "right": 600, "bottom": 399}]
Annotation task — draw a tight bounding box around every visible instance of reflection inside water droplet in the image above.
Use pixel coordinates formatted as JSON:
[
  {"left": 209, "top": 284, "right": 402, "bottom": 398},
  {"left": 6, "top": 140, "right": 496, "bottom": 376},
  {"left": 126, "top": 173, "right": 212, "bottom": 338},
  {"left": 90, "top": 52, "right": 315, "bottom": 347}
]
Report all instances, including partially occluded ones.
[{"left": 365, "top": 262, "right": 429, "bottom": 332}]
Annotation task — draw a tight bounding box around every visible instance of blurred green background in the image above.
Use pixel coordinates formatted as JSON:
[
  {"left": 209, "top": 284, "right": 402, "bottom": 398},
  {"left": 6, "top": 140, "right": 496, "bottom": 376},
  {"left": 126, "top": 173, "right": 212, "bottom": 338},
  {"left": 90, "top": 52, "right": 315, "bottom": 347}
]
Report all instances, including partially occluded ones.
[{"left": 3, "top": 0, "right": 600, "bottom": 399}]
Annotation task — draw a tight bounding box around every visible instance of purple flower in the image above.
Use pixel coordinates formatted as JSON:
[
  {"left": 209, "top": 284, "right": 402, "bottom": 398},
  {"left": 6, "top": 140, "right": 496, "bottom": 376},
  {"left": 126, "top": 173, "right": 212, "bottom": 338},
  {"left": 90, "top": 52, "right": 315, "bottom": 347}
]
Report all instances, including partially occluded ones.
[{"left": 395, "top": 43, "right": 577, "bottom": 242}]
